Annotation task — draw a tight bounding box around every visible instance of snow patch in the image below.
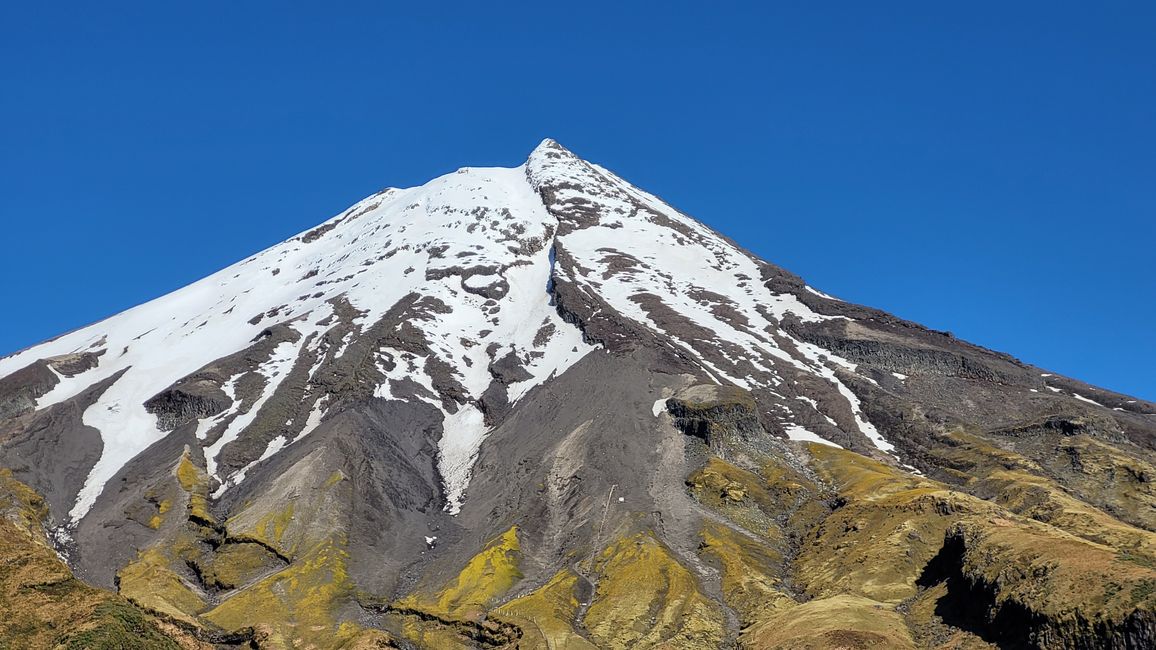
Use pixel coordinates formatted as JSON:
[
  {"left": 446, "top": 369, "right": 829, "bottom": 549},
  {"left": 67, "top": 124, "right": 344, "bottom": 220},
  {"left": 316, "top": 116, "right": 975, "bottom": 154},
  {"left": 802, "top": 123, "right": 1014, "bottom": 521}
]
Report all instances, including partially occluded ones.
[
  {"left": 463, "top": 274, "right": 502, "bottom": 290},
  {"left": 805, "top": 286, "right": 842, "bottom": 301},
  {"left": 784, "top": 424, "right": 841, "bottom": 448},
  {"left": 1072, "top": 393, "right": 1106, "bottom": 407},
  {"left": 795, "top": 395, "right": 838, "bottom": 426},
  {"left": 438, "top": 403, "right": 490, "bottom": 514},
  {"left": 529, "top": 144, "right": 898, "bottom": 455}
]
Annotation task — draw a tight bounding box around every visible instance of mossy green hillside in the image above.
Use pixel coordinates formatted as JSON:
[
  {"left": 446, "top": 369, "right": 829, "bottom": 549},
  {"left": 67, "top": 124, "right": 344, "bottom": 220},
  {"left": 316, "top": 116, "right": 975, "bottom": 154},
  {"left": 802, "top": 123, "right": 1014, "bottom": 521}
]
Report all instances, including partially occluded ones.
[
  {"left": 0, "top": 469, "right": 204, "bottom": 649},
  {"left": 176, "top": 449, "right": 216, "bottom": 527},
  {"left": 496, "top": 569, "right": 598, "bottom": 650},
  {"left": 797, "top": 443, "right": 997, "bottom": 603},
  {"left": 698, "top": 521, "right": 796, "bottom": 626},
  {"left": 202, "top": 534, "right": 362, "bottom": 648},
  {"left": 740, "top": 594, "right": 917, "bottom": 650},
  {"left": 583, "top": 532, "right": 725, "bottom": 649},
  {"left": 397, "top": 526, "right": 523, "bottom": 621}
]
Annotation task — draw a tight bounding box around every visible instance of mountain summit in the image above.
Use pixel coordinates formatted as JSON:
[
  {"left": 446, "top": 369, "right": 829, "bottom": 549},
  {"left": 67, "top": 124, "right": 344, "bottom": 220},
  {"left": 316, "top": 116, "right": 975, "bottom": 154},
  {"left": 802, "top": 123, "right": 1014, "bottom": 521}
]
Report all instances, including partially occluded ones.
[{"left": 2, "top": 141, "right": 1154, "bottom": 648}]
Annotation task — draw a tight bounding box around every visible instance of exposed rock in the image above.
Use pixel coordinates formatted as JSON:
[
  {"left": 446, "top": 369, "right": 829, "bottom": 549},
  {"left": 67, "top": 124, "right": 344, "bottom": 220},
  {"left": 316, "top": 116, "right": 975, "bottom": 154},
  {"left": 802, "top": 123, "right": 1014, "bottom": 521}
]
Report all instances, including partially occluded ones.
[
  {"left": 919, "top": 520, "right": 1156, "bottom": 649},
  {"left": 47, "top": 351, "right": 103, "bottom": 377},
  {"left": 0, "top": 360, "right": 58, "bottom": 420},
  {"left": 144, "top": 379, "right": 232, "bottom": 432},
  {"left": 666, "top": 384, "right": 763, "bottom": 446}
]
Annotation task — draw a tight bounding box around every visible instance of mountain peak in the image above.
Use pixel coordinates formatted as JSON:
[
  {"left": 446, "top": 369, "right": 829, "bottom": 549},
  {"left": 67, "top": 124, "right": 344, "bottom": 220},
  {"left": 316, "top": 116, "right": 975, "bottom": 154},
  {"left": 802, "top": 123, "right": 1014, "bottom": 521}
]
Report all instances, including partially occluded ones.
[
  {"left": 525, "top": 137, "right": 591, "bottom": 189},
  {"left": 2, "top": 141, "right": 1155, "bottom": 649},
  {"left": 529, "top": 136, "right": 571, "bottom": 157}
]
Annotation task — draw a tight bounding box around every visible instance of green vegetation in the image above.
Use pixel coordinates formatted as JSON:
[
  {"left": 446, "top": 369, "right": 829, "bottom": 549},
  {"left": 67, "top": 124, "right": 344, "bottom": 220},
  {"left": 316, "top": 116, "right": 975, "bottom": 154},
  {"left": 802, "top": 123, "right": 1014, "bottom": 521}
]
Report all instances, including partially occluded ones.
[
  {"left": 0, "top": 469, "right": 201, "bottom": 649},
  {"left": 796, "top": 443, "right": 994, "bottom": 603},
  {"left": 117, "top": 545, "right": 207, "bottom": 626},
  {"left": 198, "top": 541, "right": 283, "bottom": 590},
  {"left": 699, "top": 521, "right": 795, "bottom": 625},
  {"left": 176, "top": 450, "right": 216, "bottom": 527},
  {"left": 584, "top": 532, "right": 725, "bottom": 649},
  {"left": 741, "top": 594, "right": 917, "bottom": 649},
  {"left": 398, "top": 526, "right": 524, "bottom": 623},
  {"left": 57, "top": 601, "right": 184, "bottom": 650},
  {"left": 203, "top": 535, "right": 362, "bottom": 648},
  {"left": 497, "top": 569, "right": 598, "bottom": 649}
]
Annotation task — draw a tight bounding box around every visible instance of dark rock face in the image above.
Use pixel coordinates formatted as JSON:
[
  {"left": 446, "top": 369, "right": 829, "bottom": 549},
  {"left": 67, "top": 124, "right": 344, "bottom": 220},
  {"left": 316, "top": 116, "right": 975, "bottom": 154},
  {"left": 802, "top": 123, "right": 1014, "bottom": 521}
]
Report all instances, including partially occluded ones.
[
  {"left": 920, "top": 527, "right": 1156, "bottom": 650},
  {"left": 549, "top": 246, "right": 656, "bottom": 353},
  {"left": 991, "top": 413, "right": 1124, "bottom": 440},
  {"left": 0, "top": 361, "right": 58, "bottom": 421},
  {"left": 783, "top": 316, "right": 1032, "bottom": 385},
  {"left": 49, "top": 351, "right": 103, "bottom": 377},
  {"left": 145, "top": 380, "right": 232, "bottom": 431},
  {"left": 666, "top": 384, "right": 763, "bottom": 446}
]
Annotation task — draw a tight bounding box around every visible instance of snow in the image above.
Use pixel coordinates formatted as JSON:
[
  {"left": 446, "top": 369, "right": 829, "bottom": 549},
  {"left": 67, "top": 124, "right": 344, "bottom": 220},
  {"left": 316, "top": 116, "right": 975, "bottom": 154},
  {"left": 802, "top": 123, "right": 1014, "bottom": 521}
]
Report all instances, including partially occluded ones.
[
  {"left": 796, "top": 395, "right": 819, "bottom": 409},
  {"left": 891, "top": 372, "right": 907, "bottom": 381},
  {"left": 805, "top": 286, "right": 842, "bottom": 301},
  {"left": 0, "top": 155, "right": 600, "bottom": 521},
  {"left": 216, "top": 435, "right": 288, "bottom": 498},
  {"left": 299, "top": 398, "right": 327, "bottom": 438},
  {"left": 374, "top": 349, "right": 439, "bottom": 404},
  {"left": 833, "top": 379, "right": 893, "bottom": 451},
  {"left": 438, "top": 403, "right": 490, "bottom": 514},
  {"left": 4, "top": 153, "right": 613, "bottom": 519},
  {"left": 796, "top": 395, "right": 838, "bottom": 426},
  {"left": 1072, "top": 393, "right": 1106, "bottom": 407},
  {"left": 462, "top": 273, "right": 502, "bottom": 289},
  {"left": 784, "top": 337, "right": 893, "bottom": 452},
  {"left": 34, "top": 365, "right": 79, "bottom": 410},
  {"left": 784, "top": 424, "right": 842, "bottom": 448},
  {"left": 337, "top": 164, "right": 596, "bottom": 512}
]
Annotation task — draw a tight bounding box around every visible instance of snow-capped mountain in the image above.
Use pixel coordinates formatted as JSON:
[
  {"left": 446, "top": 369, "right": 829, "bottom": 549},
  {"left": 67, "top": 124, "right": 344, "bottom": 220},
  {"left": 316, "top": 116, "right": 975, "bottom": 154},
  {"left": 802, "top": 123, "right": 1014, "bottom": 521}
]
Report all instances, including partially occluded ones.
[
  {"left": 0, "top": 140, "right": 895, "bottom": 525},
  {"left": 2, "top": 150, "right": 589, "bottom": 520},
  {"left": 2, "top": 140, "right": 1154, "bottom": 649}
]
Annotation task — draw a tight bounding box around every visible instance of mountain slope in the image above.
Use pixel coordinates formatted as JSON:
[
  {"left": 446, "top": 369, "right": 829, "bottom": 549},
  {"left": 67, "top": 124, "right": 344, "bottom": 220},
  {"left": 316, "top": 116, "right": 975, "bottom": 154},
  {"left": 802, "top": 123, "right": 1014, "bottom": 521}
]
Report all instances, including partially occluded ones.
[{"left": 1, "top": 140, "right": 1154, "bottom": 649}]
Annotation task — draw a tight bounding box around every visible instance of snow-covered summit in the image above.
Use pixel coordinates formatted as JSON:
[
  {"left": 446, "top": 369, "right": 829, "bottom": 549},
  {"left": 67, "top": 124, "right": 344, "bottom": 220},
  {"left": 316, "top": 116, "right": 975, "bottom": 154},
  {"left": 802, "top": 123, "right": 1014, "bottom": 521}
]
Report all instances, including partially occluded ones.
[{"left": 1, "top": 139, "right": 896, "bottom": 524}]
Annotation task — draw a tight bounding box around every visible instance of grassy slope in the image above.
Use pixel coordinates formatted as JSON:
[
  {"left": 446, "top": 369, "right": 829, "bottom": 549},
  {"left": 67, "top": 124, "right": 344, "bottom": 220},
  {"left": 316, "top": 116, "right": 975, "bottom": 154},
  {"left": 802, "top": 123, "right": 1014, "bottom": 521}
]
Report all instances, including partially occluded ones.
[{"left": 0, "top": 469, "right": 206, "bottom": 650}]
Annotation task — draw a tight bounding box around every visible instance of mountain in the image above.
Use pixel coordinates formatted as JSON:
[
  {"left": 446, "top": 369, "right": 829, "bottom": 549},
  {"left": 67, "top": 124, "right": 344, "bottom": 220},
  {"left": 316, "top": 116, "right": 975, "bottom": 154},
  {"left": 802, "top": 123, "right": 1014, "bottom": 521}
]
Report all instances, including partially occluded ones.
[{"left": 1, "top": 139, "right": 1154, "bottom": 649}]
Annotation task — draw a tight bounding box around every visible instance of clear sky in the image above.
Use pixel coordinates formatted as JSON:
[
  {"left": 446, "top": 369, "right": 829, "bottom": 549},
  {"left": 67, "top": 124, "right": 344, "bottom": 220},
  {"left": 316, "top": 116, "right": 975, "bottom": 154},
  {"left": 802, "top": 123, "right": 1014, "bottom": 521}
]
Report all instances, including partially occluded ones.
[{"left": 1, "top": 3, "right": 1153, "bottom": 399}]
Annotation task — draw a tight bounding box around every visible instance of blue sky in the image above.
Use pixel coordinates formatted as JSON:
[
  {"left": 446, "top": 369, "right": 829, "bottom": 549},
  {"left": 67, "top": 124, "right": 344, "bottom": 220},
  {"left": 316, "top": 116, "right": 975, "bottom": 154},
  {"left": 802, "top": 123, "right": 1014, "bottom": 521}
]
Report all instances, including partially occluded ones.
[{"left": 1, "top": 3, "right": 1153, "bottom": 399}]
